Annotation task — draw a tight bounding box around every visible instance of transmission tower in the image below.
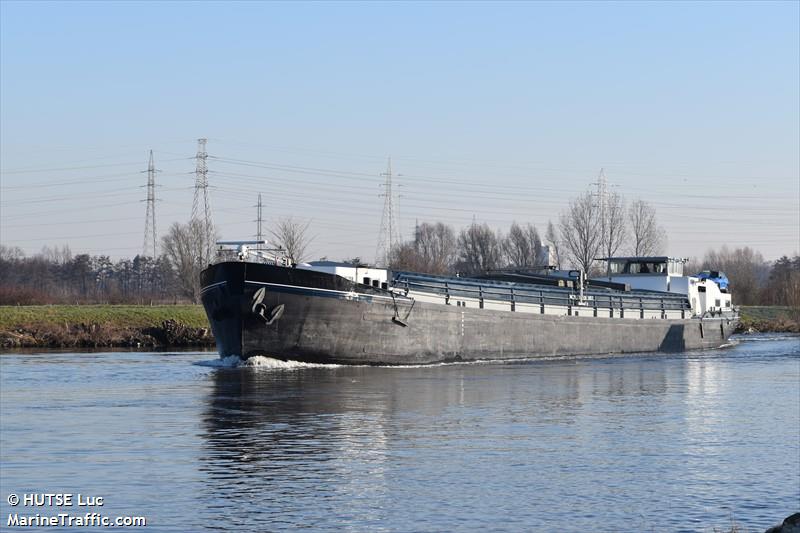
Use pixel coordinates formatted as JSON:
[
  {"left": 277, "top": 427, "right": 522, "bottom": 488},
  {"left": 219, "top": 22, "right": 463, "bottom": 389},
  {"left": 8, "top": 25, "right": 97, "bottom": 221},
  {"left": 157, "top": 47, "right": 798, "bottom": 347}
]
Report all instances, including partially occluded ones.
[
  {"left": 375, "top": 157, "right": 401, "bottom": 266},
  {"left": 141, "top": 150, "right": 159, "bottom": 258},
  {"left": 593, "top": 168, "right": 611, "bottom": 275},
  {"left": 254, "top": 193, "right": 264, "bottom": 244},
  {"left": 593, "top": 167, "right": 608, "bottom": 227},
  {"left": 191, "top": 138, "right": 214, "bottom": 263}
]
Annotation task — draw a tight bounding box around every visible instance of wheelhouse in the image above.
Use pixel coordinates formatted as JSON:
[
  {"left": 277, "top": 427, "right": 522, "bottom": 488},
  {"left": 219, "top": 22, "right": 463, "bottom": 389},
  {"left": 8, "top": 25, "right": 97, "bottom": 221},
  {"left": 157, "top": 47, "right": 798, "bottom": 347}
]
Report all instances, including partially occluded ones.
[{"left": 604, "top": 256, "right": 686, "bottom": 276}]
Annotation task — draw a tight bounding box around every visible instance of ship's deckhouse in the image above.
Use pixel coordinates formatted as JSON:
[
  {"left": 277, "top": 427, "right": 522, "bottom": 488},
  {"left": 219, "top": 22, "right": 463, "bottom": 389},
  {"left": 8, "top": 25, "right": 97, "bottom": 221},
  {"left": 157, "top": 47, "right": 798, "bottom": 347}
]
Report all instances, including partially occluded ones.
[
  {"left": 599, "top": 256, "right": 686, "bottom": 292},
  {"left": 597, "top": 256, "right": 732, "bottom": 317}
]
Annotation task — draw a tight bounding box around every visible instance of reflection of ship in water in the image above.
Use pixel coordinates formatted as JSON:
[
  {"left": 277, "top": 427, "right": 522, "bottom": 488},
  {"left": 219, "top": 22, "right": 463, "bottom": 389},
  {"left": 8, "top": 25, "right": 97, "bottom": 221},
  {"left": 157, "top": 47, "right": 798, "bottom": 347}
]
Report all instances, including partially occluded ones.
[
  {"left": 202, "top": 366, "right": 391, "bottom": 467},
  {"left": 199, "top": 366, "right": 397, "bottom": 527},
  {"left": 199, "top": 357, "right": 680, "bottom": 464},
  {"left": 197, "top": 359, "right": 690, "bottom": 527},
  {"left": 189, "top": 344, "right": 789, "bottom": 530}
]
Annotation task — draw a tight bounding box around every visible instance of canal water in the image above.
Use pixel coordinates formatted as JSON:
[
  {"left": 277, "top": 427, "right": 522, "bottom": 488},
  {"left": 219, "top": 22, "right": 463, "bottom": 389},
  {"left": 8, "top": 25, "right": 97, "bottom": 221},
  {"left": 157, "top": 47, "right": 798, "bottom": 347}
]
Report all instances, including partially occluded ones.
[{"left": 1, "top": 334, "right": 798, "bottom": 532}]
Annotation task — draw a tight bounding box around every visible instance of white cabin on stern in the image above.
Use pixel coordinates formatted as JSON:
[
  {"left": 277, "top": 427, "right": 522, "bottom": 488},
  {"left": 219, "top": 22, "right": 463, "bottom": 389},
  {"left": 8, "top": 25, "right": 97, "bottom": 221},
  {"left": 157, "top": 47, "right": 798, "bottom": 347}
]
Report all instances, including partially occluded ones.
[{"left": 596, "top": 256, "right": 733, "bottom": 317}]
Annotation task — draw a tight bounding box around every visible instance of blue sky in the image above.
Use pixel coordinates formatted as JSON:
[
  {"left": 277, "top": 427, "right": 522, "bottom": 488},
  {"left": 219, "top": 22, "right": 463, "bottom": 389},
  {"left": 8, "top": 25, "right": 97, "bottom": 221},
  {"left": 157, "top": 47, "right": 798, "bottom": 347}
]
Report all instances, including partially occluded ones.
[{"left": 1, "top": 1, "right": 798, "bottom": 261}]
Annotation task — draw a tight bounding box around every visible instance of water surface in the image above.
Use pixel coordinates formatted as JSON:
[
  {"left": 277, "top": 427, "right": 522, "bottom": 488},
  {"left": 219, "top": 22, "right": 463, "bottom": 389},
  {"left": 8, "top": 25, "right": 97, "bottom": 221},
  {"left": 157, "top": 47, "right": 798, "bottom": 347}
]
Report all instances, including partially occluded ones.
[{"left": 1, "top": 335, "right": 798, "bottom": 532}]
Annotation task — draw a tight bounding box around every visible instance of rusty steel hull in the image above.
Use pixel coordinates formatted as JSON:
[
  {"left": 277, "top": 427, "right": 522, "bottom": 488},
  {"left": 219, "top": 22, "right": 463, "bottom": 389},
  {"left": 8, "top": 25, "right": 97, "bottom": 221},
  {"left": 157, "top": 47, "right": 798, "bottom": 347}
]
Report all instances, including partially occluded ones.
[{"left": 200, "top": 262, "right": 739, "bottom": 365}]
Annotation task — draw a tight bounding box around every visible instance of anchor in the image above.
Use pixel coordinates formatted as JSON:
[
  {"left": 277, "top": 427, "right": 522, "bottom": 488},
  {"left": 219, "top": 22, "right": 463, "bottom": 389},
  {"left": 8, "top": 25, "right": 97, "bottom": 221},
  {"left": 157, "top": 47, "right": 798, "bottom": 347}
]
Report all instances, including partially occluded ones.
[{"left": 251, "top": 287, "right": 285, "bottom": 325}]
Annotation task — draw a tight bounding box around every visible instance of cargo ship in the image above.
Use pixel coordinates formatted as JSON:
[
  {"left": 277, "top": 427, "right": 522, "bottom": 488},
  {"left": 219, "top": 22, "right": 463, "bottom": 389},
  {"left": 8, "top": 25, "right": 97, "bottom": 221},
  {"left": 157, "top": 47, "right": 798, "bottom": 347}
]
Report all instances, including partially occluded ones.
[{"left": 200, "top": 241, "right": 739, "bottom": 365}]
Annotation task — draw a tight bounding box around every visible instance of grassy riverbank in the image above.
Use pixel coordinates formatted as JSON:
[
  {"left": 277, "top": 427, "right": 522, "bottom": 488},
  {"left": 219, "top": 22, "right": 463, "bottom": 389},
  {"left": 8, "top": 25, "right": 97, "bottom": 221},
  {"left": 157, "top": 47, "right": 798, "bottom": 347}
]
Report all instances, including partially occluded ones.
[
  {"left": 738, "top": 306, "right": 799, "bottom": 334},
  {"left": 0, "top": 305, "right": 213, "bottom": 349}
]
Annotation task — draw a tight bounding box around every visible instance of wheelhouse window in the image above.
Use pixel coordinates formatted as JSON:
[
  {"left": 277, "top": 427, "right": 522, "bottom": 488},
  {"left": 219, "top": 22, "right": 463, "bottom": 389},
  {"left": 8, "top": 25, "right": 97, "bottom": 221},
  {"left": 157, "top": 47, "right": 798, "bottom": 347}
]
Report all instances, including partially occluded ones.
[
  {"left": 668, "top": 261, "right": 684, "bottom": 275},
  {"left": 625, "top": 261, "right": 666, "bottom": 274},
  {"left": 609, "top": 261, "right": 626, "bottom": 274},
  {"left": 607, "top": 258, "right": 677, "bottom": 275}
]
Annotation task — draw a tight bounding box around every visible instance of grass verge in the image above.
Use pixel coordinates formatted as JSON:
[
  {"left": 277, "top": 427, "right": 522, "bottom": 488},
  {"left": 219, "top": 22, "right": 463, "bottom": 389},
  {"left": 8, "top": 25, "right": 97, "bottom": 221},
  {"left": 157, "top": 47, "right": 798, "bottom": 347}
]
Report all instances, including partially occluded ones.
[
  {"left": 0, "top": 305, "right": 212, "bottom": 349},
  {"left": 737, "top": 306, "right": 799, "bottom": 334},
  {"left": 0, "top": 305, "right": 208, "bottom": 330}
]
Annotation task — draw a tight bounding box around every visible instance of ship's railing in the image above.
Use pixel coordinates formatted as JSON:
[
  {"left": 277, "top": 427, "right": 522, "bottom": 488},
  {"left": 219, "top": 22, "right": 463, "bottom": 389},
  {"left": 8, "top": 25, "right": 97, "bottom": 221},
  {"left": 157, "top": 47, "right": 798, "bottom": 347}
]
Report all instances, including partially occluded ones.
[
  {"left": 214, "top": 241, "right": 290, "bottom": 266},
  {"left": 392, "top": 272, "right": 691, "bottom": 317}
]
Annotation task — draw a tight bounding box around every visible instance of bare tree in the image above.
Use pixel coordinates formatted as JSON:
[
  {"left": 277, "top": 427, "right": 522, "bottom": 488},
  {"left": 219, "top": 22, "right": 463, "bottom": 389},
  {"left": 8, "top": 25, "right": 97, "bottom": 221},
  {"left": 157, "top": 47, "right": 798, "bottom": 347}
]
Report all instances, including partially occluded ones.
[
  {"left": 559, "top": 190, "right": 602, "bottom": 274},
  {"left": 414, "top": 222, "right": 457, "bottom": 274},
  {"left": 702, "top": 246, "right": 767, "bottom": 305},
  {"left": 270, "top": 217, "right": 313, "bottom": 264},
  {"left": 684, "top": 256, "right": 702, "bottom": 278},
  {"left": 765, "top": 256, "right": 800, "bottom": 307},
  {"left": 40, "top": 244, "right": 72, "bottom": 265},
  {"left": 599, "top": 191, "right": 627, "bottom": 272},
  {"left": 503, "top": 222, "right": 542, "bottom": 268},
  {"left": 456, "top": 222, "right": 503, "bottom": 275},
  {"left": 545, "top": 220, "right": 562, "bottom": 269},
  {"left": 389, "top": 222, "right": 456, "bottom": 274},
  {"left": 0, "top": 245, "right": 25, "bottom": 261},
  {"left": 388, "top": 241, "right": 424, "bottom": 272},
  {"left": 628, "top": 199, "right": 666, "bottom": 256},
  {"left": 162, "top": 219, "right": 217, "bottom": 302}
]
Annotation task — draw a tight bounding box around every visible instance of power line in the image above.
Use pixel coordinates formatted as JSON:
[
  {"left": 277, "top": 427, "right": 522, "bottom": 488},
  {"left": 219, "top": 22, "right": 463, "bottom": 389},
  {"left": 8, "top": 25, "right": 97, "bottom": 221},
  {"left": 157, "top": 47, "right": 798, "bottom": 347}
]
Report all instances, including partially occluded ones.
[
  {"left": 3, "top": 231, "right": 143, "bottom": 243},
  {"left": 208, "top": 138, "right": 798, "bottom": 181},
  {"left": 0, "top": 187, "right": 141, "bottom": 206},
  {"left": 4, "top": 143, "right": 797, "bottom": 261},
  {"left": 210, "top": 168, "right": 793, "bottom": 213},
  {"left": 2, "top": 172, "right": 136, "bottom": 190},
  {"left": 209, "top": 158, "right": 793, "bottom": 206},
  {"left": 3, "top": 212, "right": 186, "bottom": 229},
  {"left": 0, "top": 161, "right": 147, "bottom": 175}
]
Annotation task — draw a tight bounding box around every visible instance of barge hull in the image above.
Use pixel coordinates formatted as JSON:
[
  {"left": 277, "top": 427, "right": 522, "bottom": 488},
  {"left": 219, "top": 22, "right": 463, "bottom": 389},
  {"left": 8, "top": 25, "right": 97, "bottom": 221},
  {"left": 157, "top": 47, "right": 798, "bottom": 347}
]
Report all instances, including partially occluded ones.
[{"left": 200, "top": 262, "right": 738, "bottom": 365}]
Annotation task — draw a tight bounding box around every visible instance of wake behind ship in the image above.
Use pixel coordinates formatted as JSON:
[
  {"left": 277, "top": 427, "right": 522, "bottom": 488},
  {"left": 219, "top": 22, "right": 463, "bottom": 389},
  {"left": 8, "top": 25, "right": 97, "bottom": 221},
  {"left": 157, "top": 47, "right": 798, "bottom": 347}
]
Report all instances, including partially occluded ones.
[{"left": 200, "top": 242, "right": 738, "bottom": 365}]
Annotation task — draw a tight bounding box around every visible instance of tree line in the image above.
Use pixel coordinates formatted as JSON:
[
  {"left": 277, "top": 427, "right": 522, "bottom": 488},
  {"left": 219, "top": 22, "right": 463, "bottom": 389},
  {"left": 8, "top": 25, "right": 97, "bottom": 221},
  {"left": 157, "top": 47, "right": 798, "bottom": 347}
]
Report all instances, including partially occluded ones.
[
  {"left": 2, "top": 240, "right": 793, "bottom": 307},
  {"left": 0, "top": 215, "right": 315, "bottom": 305},
  {"left": 0, "top": 245, "right": 181, "bottom": 305},
  {"left": 386, "top": 185, "right": 797, "bottom": 307},
  {"left": 0, "top": 187, "right": 796, "bottom": 307},
  {"left": 389, "top": 191, "right": 667, "bottom": 277}
]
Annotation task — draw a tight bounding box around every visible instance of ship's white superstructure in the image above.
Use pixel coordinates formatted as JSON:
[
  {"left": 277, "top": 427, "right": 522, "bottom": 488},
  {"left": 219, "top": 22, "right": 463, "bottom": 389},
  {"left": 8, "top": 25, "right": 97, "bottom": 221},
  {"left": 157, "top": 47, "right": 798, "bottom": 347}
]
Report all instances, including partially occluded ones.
[{"left": 597, "top": 257, "right": 732, "bottom": 317}]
